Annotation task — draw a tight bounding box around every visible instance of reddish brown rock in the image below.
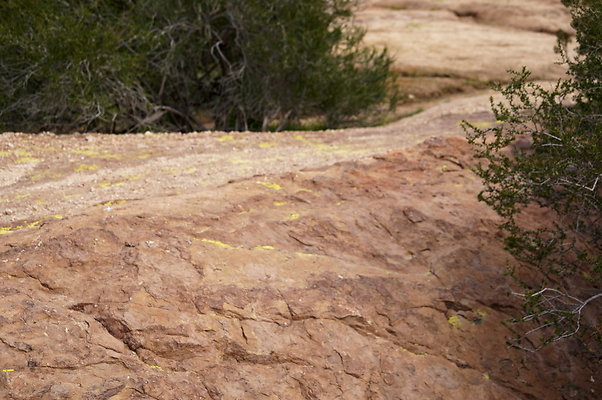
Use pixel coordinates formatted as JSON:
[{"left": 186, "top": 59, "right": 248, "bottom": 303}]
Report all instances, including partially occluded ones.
[{"left": 1, "top": 137, "right": 598, "bottom": 399}]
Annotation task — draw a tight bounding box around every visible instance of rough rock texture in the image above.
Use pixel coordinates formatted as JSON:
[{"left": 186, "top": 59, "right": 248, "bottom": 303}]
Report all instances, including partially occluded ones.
[
  {"left": 359, "top": 0, "right": 571, "bottom": 82},
  {"left": 0, "top": 1, "right": 597, "bottom": 398},
  {"left": 1, "top": 137, "right": 598, "bottom": 399},
  {"left": 367, "top": 0, "right": 571, "bottom": 34}
]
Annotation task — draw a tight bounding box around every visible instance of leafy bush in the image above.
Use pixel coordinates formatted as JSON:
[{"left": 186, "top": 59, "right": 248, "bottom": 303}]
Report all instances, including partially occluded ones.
[
  {"left": 0, "top": 0, "right": 398, "bottom": 133},
  {"left": 465, "top": 0, "right": 601, "bottom": 351}
]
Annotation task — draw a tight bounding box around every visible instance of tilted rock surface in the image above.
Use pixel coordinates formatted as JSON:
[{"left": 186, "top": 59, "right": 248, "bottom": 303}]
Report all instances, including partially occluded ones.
[
  {"left": 1, "top": 137, "right": 599, "bottom": 399},
  {"left": 360, "top": 0, "right": 571, "bottom": 83}
]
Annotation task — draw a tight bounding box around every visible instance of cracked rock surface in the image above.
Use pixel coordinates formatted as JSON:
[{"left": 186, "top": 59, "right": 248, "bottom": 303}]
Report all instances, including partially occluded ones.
[
  {"left": 1, "top": 2, "right": 596, "bottom": 398},
  {"left": 1, "top": 137, "right": 598, "bottom": 399}
]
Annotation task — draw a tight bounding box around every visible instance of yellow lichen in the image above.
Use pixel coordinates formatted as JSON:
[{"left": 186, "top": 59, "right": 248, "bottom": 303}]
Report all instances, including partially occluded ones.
[
  {"left": 71, "top": 149, "right": 100, "bottom": 157},
  {"left": 294, "top": 134, "right": 313, "bottom": 145},
  {"left": 75, "top": 163, "right": 100, "bottom": 172},
  {"left": 448, "top": 315, "right": 461, "bottom": 329},
  {"left": 273, "top": 201, "right": 287, "bottom": 207},
  {"left": 2, "top": 369, "right": 15, "bottom": 372},
  {"left": 99, "top": 150, "right": 121, "bottom": 159},
  {"left": 256, "top": 245, "right": 276, "bottom": 250},
  {"left": 286, "top": 213, "right": 300, "bottom": 221},
  {"left": 201, "top": 239, "right": 236, "bottom": 249},
  {"left": 258, "top": 182, "right": 282, "bottom": 190},
  {"left": 296, "top": 252, "right": 317, "bottom": 258},
  {"left": 0, "top": 227, "right": 14, "bottom": 235},
  {"left": 293, "top": 135, "right": 334, "bottom": 152},
  {"left": 98, "top": 181, "right": 126, "bottom": 188},
  {"left": 258, "top": 142, "right": 277, "bottom": 148},
  {"left": 469, "top": 121, "right": 503, "bottom": 129},
  {"left": 315, "top": 143, "right": 336, "bottom": 151},
  {"left": 217, "top": 135, "right": 234, "bottom": 142},
  {"left": 97, "top": 200, "right": 127, "bottom": 207},
  {"left": 17, "top": 157, "right": 39, "bottom": 163},
  {"left": 30, "top": 171, "right": 62, "bottom": 181},
  {"left": 71, "top": 149, "right": 120, "bottom": 159}
]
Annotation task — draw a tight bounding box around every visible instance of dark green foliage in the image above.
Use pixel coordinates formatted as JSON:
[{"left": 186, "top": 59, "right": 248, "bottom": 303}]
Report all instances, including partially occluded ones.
[
  {"left": 0, "top": 0, "right": 146, "bottom": 132},
  {"left": 0, "top": 0, "right": 398, "bottom": 133},
  {"left": 465, "top": 0, "right": 601, "bottom": 351}
]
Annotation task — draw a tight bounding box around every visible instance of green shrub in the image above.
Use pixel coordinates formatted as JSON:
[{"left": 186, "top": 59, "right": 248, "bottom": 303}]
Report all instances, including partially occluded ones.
[
  {"left": 0, "top": 0, "right": 398, "bottom": 133},
  {"left": 465, "top": 0, "right": 601, "bottom": 351}
]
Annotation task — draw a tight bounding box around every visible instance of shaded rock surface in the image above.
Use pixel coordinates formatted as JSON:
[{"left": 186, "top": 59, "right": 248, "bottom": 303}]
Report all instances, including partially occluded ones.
[{"left": 1, "top": 137, "right": 598, "bottom": 399}]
